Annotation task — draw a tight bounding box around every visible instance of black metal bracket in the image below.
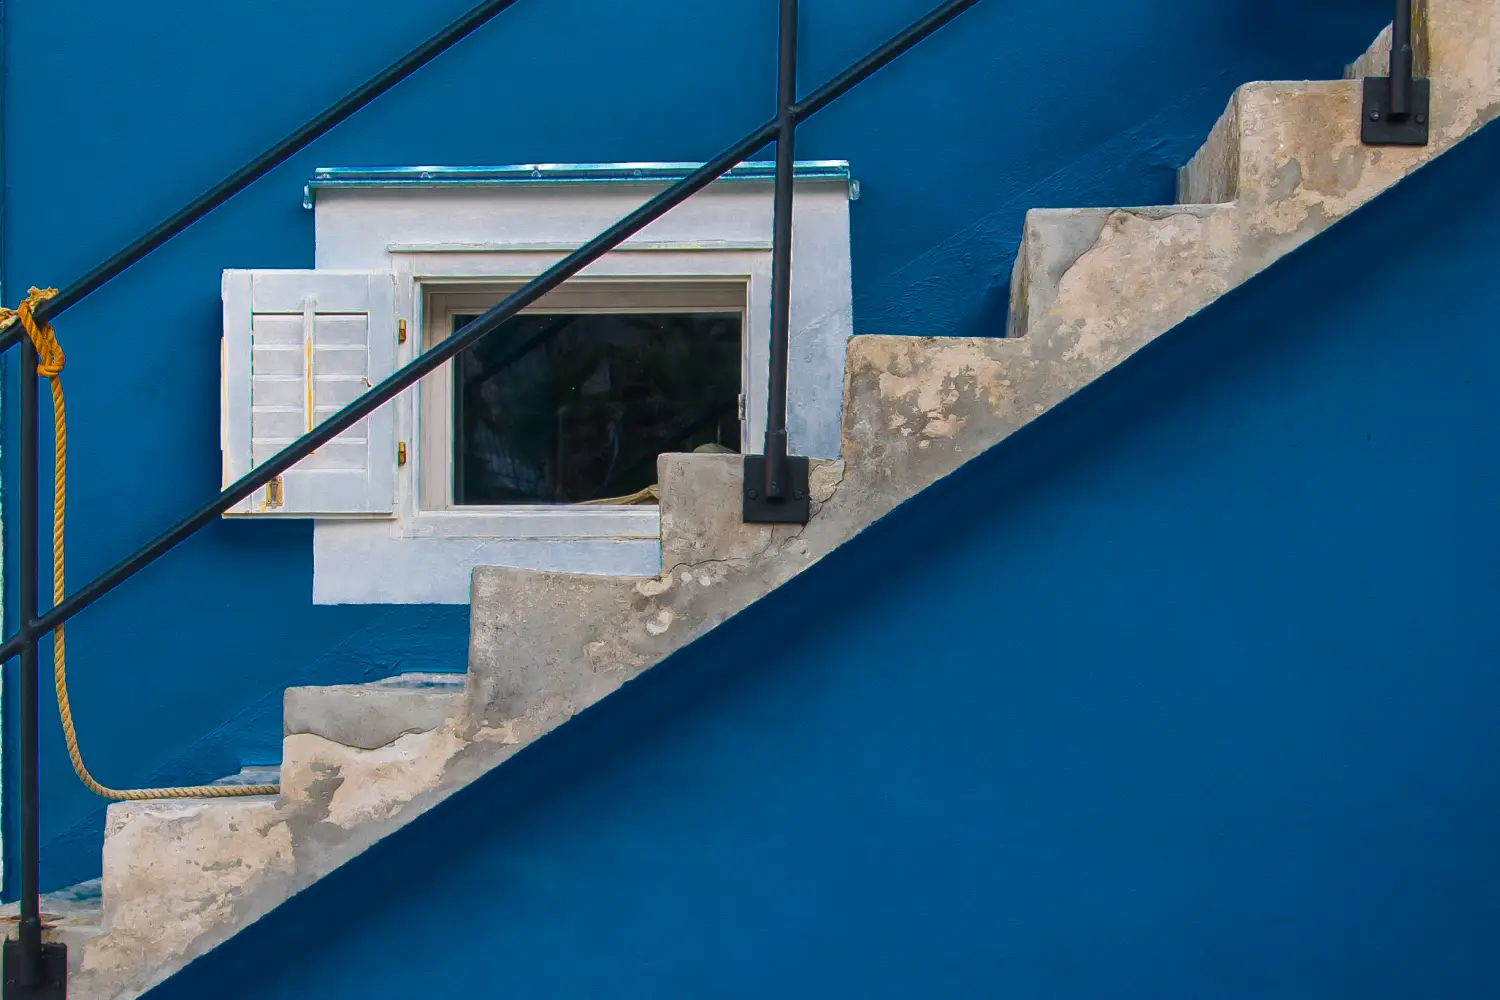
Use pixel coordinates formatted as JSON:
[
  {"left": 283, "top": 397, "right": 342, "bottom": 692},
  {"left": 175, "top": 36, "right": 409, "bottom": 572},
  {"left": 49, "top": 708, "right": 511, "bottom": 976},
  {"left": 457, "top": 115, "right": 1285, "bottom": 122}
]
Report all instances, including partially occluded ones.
[
  {"left": 1361, "top": 75, "right": 1430, "bottom": 146},
  {"left": 3, "top": 941, "right": 67, "bottom": 999},
  {"left": 742, "top": 454, "right": 810, "bottom": 524}
]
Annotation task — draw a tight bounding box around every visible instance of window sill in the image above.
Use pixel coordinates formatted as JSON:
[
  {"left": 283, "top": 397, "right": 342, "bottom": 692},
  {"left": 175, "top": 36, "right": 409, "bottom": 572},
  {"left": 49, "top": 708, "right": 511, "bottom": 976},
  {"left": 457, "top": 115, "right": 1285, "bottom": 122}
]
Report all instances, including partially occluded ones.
[{"left": 404, "top": 506, "right": 660, "bottom": 541}]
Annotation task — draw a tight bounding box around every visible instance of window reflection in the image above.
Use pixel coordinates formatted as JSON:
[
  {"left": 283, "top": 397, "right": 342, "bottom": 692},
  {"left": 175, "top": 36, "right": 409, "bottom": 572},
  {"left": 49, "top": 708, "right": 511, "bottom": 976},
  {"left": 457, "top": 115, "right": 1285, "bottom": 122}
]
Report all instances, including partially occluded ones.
[{"left": 453, "top": 312, "right": 741, "bottom": 505}]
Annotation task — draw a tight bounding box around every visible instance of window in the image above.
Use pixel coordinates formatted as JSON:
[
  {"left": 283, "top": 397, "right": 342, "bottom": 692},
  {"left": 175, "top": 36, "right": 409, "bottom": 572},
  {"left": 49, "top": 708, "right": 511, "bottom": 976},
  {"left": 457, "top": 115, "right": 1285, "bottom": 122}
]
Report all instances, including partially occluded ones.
[
  {"left": 419, "top": 281, "right": 749, "bottom": 511},
  {"left": 221, "top": 161, "right": 855, "bottom": 603},
  {"left": 451, "top": 311, "right": 741, "bottom": 505}
]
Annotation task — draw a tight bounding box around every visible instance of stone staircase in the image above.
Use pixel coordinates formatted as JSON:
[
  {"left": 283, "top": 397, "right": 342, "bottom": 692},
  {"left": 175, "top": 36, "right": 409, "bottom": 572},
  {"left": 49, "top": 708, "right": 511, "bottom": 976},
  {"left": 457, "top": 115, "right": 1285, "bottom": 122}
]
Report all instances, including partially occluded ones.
[{"left": 8, "top": 2, "right": 1499, "bottom": 996}]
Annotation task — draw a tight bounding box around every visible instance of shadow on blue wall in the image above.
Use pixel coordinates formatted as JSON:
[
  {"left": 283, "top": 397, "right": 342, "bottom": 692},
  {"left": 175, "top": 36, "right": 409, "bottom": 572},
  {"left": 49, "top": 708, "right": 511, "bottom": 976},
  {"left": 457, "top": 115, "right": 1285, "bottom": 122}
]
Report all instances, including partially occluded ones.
[
  {"left": 3, "top": 0, "right": 1394, "bottom": 891},
  {"left": 147, "top": 97, "right": 1500, "bottom": 999}
]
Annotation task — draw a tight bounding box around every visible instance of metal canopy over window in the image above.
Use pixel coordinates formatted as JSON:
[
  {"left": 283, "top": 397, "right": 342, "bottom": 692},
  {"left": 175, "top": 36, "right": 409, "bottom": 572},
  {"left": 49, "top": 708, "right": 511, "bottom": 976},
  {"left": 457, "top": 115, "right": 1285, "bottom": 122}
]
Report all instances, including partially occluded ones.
[{"left": 302, "top": 160, "right": 858, "bottom": 209}]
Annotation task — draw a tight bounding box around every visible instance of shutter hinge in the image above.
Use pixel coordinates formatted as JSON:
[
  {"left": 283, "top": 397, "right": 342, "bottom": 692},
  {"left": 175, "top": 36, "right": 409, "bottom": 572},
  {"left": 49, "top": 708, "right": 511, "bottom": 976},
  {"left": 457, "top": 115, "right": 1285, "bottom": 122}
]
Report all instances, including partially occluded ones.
[
  {"left": 266, "top": 475, "right": 285, "bottom": 510},
  {"left": 737, "top": 393, "right": 746, "bottom": 421},
  {"left": 398, "top": 441, "right": 408, "bottom": 466},
  {"left": 398, "top": 319, "right": 408, "bottom": 345}
]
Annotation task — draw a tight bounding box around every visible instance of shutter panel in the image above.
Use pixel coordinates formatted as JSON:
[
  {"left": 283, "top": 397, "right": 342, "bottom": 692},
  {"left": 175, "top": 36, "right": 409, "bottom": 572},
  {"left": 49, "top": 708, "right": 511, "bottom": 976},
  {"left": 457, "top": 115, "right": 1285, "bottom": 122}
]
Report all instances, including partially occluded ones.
[{"left": 222, "top": 270, "right": 397, "bottom": 516}]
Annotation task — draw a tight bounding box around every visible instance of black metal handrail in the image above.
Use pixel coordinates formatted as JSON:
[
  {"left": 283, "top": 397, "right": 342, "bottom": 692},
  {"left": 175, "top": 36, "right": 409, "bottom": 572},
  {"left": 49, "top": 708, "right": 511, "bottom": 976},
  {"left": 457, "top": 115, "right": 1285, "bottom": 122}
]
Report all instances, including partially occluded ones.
[
  {"left": 764, "top": 0, "right": 800, "bottom": 504},
  {"left": 3, "top": 0, "right": 986, "bottom": 992},
  {"left": 1391, "top": 0, "right": 1415, "bottom": 117}
]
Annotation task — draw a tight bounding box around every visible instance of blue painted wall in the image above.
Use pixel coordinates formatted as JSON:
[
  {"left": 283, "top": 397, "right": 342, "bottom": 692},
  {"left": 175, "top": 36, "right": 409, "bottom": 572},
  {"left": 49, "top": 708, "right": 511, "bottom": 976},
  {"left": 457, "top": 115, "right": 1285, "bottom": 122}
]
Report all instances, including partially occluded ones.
[
  {"left": 2, "top": 0, "right": 1393, "bottom": 891},
  {"left": 150, "top": 115, "right": 1500, "bottom": 999}
]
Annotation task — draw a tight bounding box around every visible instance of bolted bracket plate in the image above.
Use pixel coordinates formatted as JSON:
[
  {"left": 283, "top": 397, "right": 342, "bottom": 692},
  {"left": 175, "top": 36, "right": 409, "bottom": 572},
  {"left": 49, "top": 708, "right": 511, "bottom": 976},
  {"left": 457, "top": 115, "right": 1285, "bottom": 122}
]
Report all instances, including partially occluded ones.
[
  {"left": 3, "top": 941, "right": 67, "bottom": 999},
  {"left": 1361, "top": 76, "right": 1431, "bottom": 146},
  {"left": 742, "top": 454, "right": 810, "bottom": 524}
]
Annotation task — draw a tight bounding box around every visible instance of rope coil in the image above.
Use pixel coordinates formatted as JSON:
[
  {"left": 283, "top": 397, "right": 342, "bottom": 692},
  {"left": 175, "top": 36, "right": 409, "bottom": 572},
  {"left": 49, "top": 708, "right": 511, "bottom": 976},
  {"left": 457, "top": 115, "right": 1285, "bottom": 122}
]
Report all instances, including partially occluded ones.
[{"left": 0, "top": 288, "right": 277, "bottom": 801}]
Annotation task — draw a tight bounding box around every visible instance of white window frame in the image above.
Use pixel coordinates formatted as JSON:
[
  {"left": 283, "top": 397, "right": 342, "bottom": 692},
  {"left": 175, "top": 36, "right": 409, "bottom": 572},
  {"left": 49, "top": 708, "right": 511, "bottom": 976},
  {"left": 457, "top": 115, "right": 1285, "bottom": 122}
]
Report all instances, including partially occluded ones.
[
  {"left": 417, "top": 276, "right": 753, "bottom": 519},
  {"left": 308, "top": 169, "right": 852, "bottom": 604},
  {"left": 388, "top": 249, "right": 771, "bottom": 546}
]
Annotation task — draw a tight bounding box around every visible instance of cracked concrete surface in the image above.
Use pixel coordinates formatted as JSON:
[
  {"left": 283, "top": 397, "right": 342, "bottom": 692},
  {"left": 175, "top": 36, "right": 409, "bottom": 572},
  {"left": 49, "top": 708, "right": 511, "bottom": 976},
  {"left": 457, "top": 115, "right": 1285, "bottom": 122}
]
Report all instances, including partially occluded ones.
[{"left": 14, "top": 2, "right": 1500, "bottom": 996}]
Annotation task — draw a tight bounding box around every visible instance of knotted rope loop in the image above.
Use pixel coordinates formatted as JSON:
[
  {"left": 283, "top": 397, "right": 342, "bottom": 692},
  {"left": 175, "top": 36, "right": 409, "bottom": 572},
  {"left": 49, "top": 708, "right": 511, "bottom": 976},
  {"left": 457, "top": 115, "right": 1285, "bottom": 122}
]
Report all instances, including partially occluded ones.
[{"left": 11, "top": 286, "right": 64, "bottom": 377}]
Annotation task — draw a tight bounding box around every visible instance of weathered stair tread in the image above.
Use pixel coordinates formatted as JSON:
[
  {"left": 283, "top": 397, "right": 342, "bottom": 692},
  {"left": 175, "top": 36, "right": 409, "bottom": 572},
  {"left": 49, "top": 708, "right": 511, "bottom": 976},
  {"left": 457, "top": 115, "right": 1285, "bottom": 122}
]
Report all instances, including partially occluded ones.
[
  {"left": 0, "top": 764, "right": 279, "bottom": 949},
  {"left": 284, "top": 672, "right": 467, "bottom": 751}
]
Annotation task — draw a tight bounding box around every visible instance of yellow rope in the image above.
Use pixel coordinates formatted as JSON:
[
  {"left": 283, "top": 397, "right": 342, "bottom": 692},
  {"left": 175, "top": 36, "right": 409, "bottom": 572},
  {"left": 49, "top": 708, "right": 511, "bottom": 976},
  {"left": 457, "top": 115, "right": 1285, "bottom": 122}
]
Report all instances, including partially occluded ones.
[
  {"left": 577, "top": 484, "right": 659, "bottom": 506},
  {"left": 0, "top": 288, "right": 277, "bottom": 801}
]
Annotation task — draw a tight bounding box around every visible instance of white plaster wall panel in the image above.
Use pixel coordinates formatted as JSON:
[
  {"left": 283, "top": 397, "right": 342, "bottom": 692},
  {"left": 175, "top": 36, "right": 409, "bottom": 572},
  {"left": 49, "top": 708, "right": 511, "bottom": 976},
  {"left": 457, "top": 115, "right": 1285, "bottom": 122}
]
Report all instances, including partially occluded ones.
[{"left": 306, "top": 173, "right": 855, "bottom": 603}]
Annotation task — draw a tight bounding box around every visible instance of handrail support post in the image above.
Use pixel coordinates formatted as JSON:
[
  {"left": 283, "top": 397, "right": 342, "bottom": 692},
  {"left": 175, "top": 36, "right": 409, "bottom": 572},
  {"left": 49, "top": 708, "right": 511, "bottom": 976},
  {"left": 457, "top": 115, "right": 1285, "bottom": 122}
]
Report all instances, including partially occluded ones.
[
  {"left": 745, "top": 0, "right": 811, "bottom": 525},
  {"left": 1390, "top": 0, "right": 1414, "bottom": 118},
  {"left": 4, "top": 337, "right": 67, "bottom": 998},
  {"left": 1362, "top": 0, "right": 1430, "bottom": 145}
]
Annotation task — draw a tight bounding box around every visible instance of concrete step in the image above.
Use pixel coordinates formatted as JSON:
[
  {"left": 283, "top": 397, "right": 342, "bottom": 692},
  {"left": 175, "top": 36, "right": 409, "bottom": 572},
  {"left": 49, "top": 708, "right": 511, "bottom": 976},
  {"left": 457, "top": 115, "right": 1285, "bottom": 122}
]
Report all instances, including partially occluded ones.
[
  {"left": 0, "top": 767, "right": 278, "bottom": 990},
  {"left": 1179, "top": 0, "right": 1497, "bottom": 226},
  {"left": 465, "top": 451, "right": 849, "bottom": 734},
  {"left": 1175, "top": 80, "right": 1407, "bottom": 213},
  {"left": 97, "top": 790, "right": 282, "bottom": 998},
  {"left": 1008, "top": 203, "right": 1237, "bottom": 352},
  {"left": 284, "top": 672, "right": 466, "bottom": 751}
]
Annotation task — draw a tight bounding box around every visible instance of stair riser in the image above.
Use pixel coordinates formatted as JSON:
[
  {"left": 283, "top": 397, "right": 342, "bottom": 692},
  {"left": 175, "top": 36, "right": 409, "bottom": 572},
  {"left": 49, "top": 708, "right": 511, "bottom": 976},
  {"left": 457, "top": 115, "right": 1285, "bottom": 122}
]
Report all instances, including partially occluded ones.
[
  {"left": 86, "top": 729, "right": 516, "bottom": 1000},
  {"left": 1178, "top": 97, "right": 1239, "bottom": 205},
  {"left": 284, "top": 684, "right": 464, "bottom": 751},
  {"left": 89, "top": 798, "right": 288, "bottom": 998},
  {"left": 1181, "top": 0, "right": 1498, "bottom": 219},
  {"left": 464, "top": 453, "right": 841, "bottom": 731}
]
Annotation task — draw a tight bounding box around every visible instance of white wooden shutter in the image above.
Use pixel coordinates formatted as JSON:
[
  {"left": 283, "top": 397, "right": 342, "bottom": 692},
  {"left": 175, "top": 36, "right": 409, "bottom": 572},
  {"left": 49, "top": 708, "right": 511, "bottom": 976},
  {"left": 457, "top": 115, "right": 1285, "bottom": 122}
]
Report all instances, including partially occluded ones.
[{"left": 221, "top": 270, "right": 397, "bottom": 516}]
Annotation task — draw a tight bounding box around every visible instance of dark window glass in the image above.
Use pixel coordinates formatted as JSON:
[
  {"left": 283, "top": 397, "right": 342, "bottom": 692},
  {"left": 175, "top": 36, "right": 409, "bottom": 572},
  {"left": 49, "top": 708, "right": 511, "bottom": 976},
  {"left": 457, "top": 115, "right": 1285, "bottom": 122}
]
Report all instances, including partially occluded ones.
[{"left": 452, "top": 312, "right": 741, "bottom": 505}]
